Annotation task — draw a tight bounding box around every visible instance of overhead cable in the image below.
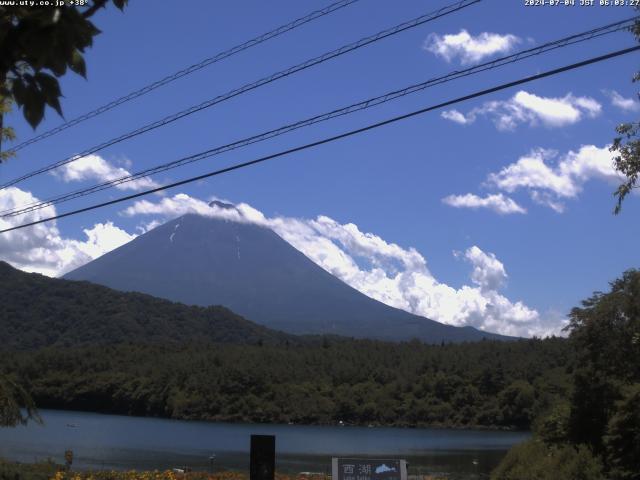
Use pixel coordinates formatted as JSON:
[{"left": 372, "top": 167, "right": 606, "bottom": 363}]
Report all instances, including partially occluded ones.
[
  {"left": 6, "top": 0, "right": 362, "bottom": 153},
  {"left": 2, "top": 45, "right": 637, "bottom": 234},
  {"left": 2, "top": 17, "right": 635, "bottom": 219},
  {"left": 0, "top": 0, "right": 481, "bottom": 190}
]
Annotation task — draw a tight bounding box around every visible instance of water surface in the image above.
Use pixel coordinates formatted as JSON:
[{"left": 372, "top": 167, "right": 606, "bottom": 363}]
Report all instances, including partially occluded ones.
[{"left": 0, "top": 410, "right": 529, "bottom": 478}]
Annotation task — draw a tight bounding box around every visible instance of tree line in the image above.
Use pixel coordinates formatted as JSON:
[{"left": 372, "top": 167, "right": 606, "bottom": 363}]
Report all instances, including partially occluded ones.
[{"left": 1, "top": 337, "right": 571, "bottom": 430}]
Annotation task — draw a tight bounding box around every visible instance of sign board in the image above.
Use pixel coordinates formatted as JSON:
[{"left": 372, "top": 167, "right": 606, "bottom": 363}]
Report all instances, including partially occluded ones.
[
  {"left": 250, "top": 435, "right": 275, "bottom": 480},
  {"left": 332, "top": 458, "right": 407, "bottom": 480}
]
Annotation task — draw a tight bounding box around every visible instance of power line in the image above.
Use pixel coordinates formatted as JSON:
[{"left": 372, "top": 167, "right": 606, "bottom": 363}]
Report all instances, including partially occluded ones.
[
  {"left": 1, "top": 45, "right": 637, "bottom": 235},
  {"left": 1, "top": 17, "right": 635, "bottom": 219},
  {"left": 6, "top": 0, "right": 361, "bottom": 153},
  {"left": 0, "top": 0, "right": 481, "bottom": 191}
]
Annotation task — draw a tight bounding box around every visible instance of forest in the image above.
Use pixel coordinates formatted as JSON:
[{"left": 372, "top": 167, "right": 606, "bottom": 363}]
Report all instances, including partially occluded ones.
[
  {"left": 3, "top": 258, "right": 573, "bottom": 431},
  {"left": 1, "top": 338, "right": 570, "bottom": 430}
]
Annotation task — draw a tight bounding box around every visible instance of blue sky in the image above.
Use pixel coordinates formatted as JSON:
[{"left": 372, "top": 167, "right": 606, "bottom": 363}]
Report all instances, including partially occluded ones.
[{"left": 1, "top": 0, "right": 639, "bottom": 336}]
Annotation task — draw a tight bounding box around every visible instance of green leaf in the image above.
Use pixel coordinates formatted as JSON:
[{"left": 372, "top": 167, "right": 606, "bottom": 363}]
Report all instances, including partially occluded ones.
[
  {"left": 23, "top": 88, "right": 46, "bottom": 129},
  {"left": 48, "top": 53, "right": 68, "bottom": 76},
  {"left": 23, "top": 99, "right": 45, "bottom": 129},
  {"left": 69, "top": 49, "right": 86, "bottom": 77},
  {"left": 44, "top": 93, "right": 63, "bottom": 117},
  {"left": 35, "top": 72, "right": 63, "bottom": 116},
  {"left": 11, "top": 79, "right": 28, "bottom": 107},
  {"left": 35, "top": 72, "right": 61, "bottom": 96},
  {"left": 87, "top": 21, "right": 101, "bottom": 38}
]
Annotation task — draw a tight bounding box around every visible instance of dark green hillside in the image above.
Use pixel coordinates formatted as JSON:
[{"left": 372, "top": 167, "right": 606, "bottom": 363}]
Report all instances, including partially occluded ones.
[
  {"left": 0, "top": 260, "right": 574, "bottom": 431},
  {"left": 2, "top": 337, "right": 572, "bottom": 429},
  {"left": 0, "top": 261, "right": 292, "bottom": 349}
]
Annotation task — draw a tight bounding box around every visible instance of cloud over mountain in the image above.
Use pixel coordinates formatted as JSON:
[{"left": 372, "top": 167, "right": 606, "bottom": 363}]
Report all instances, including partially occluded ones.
[
  {"left": 0, "top": 181, "right": 563, "bottom": 337},
  {"left": 0, "top": 187, "right": 136, "bottom": 277},
  {"left": 123, "top": 194, "right": 554, "bottom": 337}
]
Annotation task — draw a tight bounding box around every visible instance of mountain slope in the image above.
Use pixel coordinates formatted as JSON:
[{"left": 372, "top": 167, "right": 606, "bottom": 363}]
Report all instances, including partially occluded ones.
[
  {"left": 64, "top": 210, "right": 509, "bottom": 343},
  {"left": 0, "top": 261, "right": 292, "bottom": 349}
]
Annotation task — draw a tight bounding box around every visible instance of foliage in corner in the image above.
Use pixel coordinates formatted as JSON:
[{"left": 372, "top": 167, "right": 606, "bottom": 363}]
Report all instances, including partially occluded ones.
[
  {"left": 0, "top": 95, "right": 16, "bottom": 162},
  {"left": 0, "top": 374, "right": 41, "bottom": 427},
  {"left": 610, "top": 15, "right": 640, "bottom": 213},
  {"left": 603, "top": 384, "right": 640, "bottom": 480},
  {"left": 493, "top": 269, "right": 640, "bottom": 480},
  {"left": 0, "top": 0, "right": 127, "bottom": 137}
]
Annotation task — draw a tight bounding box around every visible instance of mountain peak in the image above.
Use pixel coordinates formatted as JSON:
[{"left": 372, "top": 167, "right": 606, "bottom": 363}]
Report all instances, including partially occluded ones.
[
  {"left": 209, "top": 200, "right": 238, "bottom": 211},
  {"left": 204, "top": 200, "right": 245, "bottom": 223},
  {"left": 64, "top": 214, "right": 511, "bottom": 343}
]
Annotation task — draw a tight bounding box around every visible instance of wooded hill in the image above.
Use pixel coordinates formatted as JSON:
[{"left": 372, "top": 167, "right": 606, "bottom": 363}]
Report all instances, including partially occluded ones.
[
  {"left": 2, "top": 338, "right": 572, "bottom": 430},
  {"left": 0, "top": 261, "right": 293, "bottom": 349},
  {"left": 0, "top": 260, "right": 573, "bottom": 430}
]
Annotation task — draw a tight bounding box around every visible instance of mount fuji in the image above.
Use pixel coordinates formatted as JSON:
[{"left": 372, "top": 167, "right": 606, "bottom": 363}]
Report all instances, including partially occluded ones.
[{"left": 64, "top": 202, "right": 510, "bottom": 343}]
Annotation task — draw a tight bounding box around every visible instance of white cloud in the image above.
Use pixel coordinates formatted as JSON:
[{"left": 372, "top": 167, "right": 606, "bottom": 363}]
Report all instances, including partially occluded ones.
[
  {"left": 441, "top": 90, "right": 602, "bottom": 130},
  {"left": 463, "top": 246, "right": 507, "bottom": 291},
  {"left": 442, "top": 193, "right": 526, "bottom": 214},
  {"left": 122, "top": 193, "right": 219, "bottom": 218},
  {"left": 52, "top": 154, "right": 160, "bottom": 191},
  {"left": 447, "top": 145, "right": 627, "bottom": 215},
  {"left": 423, "top": 30, "right": 520, "bottom": 65},
  {"left": 605, "top": 90, "right": 640, "bottom": 112},
  {"left": 530, "top": 190, "right": 565, "bottom": 213},
  {"left": 76, "top": 222, "right": 137, "bottom": 259},
  {"left": 0, "top": 187, "right": 136, "bottom": 277},
  {"left": 488, "top": 148, "right": 575, "bottom": 197},
  {"left": 122, "top": 194, "right": 556, "bottom": 337},
  {"left": 441, "top": 109, "right": 470, "bottom": 125},
  {"left": 514, "top": 91, "right": 601, "bottom": 125},
  {"left": 136, "top": 219, "right": 164, "bottom": 234},
  {"left": 488, "top": 145, "right": 622, "bottom": 202}
]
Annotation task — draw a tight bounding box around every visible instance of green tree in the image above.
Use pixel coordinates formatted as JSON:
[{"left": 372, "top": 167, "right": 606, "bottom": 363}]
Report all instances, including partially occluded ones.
[
  {"left": 533, "top": 401, "right": 571, "bottom": 445},
  {"left": 565, "top": 270, "right": 640, "bottom": 453},
  {"left": 611, "top": 16, "right": 640, "bottom": 213},
  {"left": 495, "top": 269, "right": 639, "bottom": 479},
  {"left": 566, "top": 269, "right": 640, "bottom": 382},
  {"left": 604, "top": 384, "right": 640, "bottom": 480},
  {"left": 568, "top": 369, "right": 620, "bottom": 454},
  {"left": 498, "top": 380, "right": 535, "bottom": 429},
  {"left": 0, "top": 0, "right": 127, "bottom": 159},
  {"left": 491, "top": 439, "right": 604, "bottom": 480},
  {"left": 0, "top": 375, "right": 40, "bottom": 427}
]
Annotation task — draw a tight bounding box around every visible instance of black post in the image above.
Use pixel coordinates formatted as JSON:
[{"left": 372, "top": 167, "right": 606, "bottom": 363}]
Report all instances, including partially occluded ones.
[{"left": 250, "top": 435, "right": 275, "bottom": 480}]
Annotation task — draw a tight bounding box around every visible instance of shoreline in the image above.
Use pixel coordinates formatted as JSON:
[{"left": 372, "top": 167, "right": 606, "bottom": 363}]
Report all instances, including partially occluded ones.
[
  {"left": 2, "top": 409, "right": 529, "bottom": 476},
  {"left": 23, "top": 407, "right": 529, "bottom": 433}
]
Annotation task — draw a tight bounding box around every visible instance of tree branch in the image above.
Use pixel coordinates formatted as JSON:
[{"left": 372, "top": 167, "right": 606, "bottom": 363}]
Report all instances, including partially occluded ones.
[{"left": 82, "top": 0, "right": 109, "bottom": 19}]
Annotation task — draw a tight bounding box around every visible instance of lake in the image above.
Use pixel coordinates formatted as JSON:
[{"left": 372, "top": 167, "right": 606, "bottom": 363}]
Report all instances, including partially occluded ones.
[{"left": 0, "top": 410, "right": 529, "bottom": 478}]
